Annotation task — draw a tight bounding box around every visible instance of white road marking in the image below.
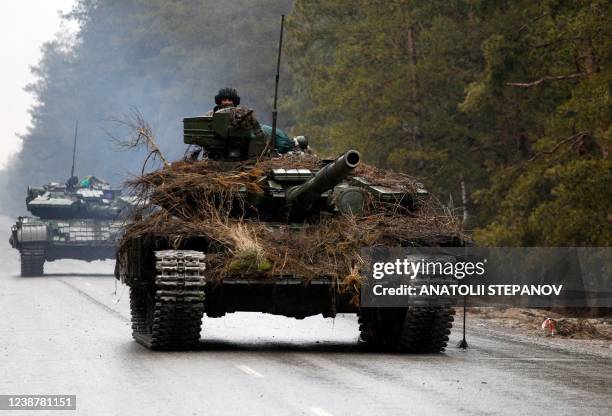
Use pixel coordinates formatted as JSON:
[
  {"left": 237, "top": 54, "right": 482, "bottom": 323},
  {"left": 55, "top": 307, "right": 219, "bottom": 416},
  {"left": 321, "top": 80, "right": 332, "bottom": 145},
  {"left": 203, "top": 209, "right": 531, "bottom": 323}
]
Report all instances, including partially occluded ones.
[
  {"left": 309, "top": 406, "right": 335, "bottom": 416},
  {"left": 477, "top": 357, "right": 589, "bottom": 362},
  {"left": 236, "top": 364, "right": 264, "bottom": 378}
]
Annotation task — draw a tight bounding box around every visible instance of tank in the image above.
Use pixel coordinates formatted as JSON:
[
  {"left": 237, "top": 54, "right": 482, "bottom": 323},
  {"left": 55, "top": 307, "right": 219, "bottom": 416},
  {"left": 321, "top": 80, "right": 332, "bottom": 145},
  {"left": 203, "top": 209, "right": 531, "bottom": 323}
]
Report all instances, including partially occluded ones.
[
  {"left": 9, "top": 176, "right": 135, "bottom": 277},
  {"left": 116, "top": 107, "right": 461, "bottom": 352}
]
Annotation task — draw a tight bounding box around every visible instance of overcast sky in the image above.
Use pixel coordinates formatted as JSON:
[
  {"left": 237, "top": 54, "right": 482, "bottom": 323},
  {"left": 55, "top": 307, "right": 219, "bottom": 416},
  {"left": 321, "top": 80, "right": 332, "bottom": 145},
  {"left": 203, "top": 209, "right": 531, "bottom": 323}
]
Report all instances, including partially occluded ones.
[{"left": 0, "top": 1, "right": 76, "bottom": 169}]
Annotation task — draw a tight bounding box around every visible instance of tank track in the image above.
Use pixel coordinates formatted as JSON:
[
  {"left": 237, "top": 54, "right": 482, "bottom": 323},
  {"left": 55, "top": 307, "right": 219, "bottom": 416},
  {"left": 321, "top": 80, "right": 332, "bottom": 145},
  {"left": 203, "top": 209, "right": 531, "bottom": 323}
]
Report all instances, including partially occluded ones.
[
  {"left": 359, "top": 306, "right": 455, "bottom": 353},
  {"left": 130, "top": 250, "right": 206, "bottom": 350},
  {"left": 20, "top": 247, "right": 45, "bottom": 277}
]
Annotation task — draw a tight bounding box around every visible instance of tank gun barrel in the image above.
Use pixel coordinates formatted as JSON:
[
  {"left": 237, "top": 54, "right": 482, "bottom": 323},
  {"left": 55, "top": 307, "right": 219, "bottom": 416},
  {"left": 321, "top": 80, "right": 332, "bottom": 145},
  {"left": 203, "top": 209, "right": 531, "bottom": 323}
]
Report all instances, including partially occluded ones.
[{"left": 286, "top": 149, "right": 360, "bottom": 213}]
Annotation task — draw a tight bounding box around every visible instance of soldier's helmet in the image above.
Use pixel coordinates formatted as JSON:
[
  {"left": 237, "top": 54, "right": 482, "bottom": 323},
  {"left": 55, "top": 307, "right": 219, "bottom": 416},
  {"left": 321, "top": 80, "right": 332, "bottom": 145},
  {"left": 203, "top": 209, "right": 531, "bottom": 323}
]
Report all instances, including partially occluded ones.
[{"left": 214, "top": 87, "right": 241, "bottom": 106}]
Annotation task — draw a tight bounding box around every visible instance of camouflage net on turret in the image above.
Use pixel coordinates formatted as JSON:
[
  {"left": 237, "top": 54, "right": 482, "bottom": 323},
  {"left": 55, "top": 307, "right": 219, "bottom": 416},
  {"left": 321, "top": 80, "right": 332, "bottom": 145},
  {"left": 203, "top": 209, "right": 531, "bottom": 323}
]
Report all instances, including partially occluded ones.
[{"left": 119, "top": 154, "right": 464, "bottom": 295}]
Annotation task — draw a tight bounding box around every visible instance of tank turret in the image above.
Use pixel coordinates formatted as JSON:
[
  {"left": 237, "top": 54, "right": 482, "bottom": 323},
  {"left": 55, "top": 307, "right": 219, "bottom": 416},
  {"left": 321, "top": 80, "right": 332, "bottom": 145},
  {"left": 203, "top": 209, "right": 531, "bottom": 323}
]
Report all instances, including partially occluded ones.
[
  {"left": 25, "top": 177, "right": 132, "bottom": 220},
  {"left": 184, "top": 107, "right": 306, "bottom": 161}
]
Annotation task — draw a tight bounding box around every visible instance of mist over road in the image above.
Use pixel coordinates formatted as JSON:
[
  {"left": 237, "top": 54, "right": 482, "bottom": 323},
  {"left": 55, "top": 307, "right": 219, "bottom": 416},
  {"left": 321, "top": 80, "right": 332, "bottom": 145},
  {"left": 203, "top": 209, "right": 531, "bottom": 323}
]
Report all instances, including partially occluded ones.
[{"left": 0, "top": 216, "right": 610, "bottom": 416}]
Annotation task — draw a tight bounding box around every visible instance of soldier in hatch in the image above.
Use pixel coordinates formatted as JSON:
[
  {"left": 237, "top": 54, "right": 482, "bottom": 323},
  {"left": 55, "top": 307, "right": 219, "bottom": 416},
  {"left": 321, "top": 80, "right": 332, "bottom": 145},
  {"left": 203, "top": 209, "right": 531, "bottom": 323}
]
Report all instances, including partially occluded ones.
[
  {"left": 190, "top": 87, "right": 268, "bottom": 159},
  {"left": 205, "top": 87, "right": 241, "bottom": 115}
]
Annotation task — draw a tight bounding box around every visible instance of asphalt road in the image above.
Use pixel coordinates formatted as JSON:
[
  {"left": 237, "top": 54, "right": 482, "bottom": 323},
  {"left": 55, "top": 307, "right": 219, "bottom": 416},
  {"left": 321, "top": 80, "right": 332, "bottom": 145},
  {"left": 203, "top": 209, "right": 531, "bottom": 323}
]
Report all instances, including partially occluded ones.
[{"left": 1, "top": 236, "right": 611, "bottom": 415}]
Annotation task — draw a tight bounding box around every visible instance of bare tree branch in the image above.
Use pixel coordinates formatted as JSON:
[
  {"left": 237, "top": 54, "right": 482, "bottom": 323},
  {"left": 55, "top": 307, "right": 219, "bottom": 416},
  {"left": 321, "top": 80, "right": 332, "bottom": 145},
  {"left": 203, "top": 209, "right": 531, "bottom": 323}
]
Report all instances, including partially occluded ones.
[
  {"left": 507, "top": 73, "right": 585, "bottom": 88},
  {"left": 529, "top": 132, "right": 589, "bottom": 161},
  {"left": 106, "top": 109, "right": 169, "bottom": 173},
  {"left": 518, "top": 11, "right": 550, "bottom": 34}
]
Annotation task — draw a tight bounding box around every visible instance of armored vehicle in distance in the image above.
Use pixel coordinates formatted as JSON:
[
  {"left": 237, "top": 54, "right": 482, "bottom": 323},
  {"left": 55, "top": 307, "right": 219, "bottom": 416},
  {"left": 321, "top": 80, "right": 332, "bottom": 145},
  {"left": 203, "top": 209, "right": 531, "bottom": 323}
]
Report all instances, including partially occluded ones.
[{"left": 10, "top": 176, "right": 134, "bottom": 276}]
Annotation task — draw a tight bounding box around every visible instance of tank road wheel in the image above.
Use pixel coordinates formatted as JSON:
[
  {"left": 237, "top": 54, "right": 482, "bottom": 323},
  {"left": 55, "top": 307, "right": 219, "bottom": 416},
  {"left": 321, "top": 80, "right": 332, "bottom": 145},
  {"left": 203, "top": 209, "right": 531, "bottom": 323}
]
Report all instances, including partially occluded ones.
[
  {"left": 130, "top": 250, "right": 206, "bottom": 350},
  {"left": 359, "top": 306, "right": 455, "bottom": 353},
  {"left": 397, "top": 307, "right": 455, "bottom": 353},
  {"left": 20, "top": 247, "right": 45, "bottom": 277}
]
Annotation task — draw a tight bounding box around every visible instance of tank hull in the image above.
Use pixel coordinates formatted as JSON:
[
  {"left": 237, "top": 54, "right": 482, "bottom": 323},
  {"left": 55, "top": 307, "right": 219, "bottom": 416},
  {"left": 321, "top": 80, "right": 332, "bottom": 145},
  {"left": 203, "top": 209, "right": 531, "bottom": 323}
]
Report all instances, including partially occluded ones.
[
  {"left": 10, "top": 216, "right": 123, "bottom": 276},
  {"left": 116, "top": 235, "right": 357, "bottom": 319}
]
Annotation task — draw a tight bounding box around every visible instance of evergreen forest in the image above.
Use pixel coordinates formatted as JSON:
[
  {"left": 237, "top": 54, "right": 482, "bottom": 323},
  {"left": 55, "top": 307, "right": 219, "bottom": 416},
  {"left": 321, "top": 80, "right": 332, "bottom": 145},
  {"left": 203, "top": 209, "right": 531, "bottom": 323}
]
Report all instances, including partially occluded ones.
[{"left": 1, "top": 0, "right": 610, "bottom": 246}]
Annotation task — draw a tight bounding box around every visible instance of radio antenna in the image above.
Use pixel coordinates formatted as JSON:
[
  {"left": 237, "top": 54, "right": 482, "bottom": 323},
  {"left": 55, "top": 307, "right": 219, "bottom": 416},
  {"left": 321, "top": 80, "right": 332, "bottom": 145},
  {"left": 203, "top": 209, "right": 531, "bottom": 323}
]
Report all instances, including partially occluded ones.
[
  {"left": 70, "top": 120, "right": 79, "bottom": 179},
  {"left": 270, "top": 14, "right": 285, "bottom": 149}
]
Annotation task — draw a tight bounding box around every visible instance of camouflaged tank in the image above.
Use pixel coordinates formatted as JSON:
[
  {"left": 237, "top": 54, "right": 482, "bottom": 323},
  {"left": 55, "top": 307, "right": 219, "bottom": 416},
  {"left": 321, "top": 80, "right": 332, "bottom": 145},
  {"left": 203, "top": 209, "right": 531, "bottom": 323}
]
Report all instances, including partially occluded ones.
[
  {"left": 10, "top": 176, "right": 135, "bottom": 276},
  {"left": 116, "top": 107, "right": 459, "bottom": 352}
]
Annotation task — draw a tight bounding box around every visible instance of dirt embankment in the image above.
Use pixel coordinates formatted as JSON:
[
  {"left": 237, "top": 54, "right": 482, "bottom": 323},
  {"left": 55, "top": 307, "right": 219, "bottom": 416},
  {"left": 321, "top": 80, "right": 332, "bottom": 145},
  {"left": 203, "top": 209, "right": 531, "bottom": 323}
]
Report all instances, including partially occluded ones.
[{"left": 465, "top": 307, "right": 612, "bottom": 351}]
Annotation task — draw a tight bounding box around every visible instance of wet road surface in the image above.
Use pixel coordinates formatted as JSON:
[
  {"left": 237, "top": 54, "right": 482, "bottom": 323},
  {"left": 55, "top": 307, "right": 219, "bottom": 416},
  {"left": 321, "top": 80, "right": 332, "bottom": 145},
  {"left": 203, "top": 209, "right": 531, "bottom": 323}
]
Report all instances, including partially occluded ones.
[{"left": 0, "top": 247, "right": 611, "bottom": 415}]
